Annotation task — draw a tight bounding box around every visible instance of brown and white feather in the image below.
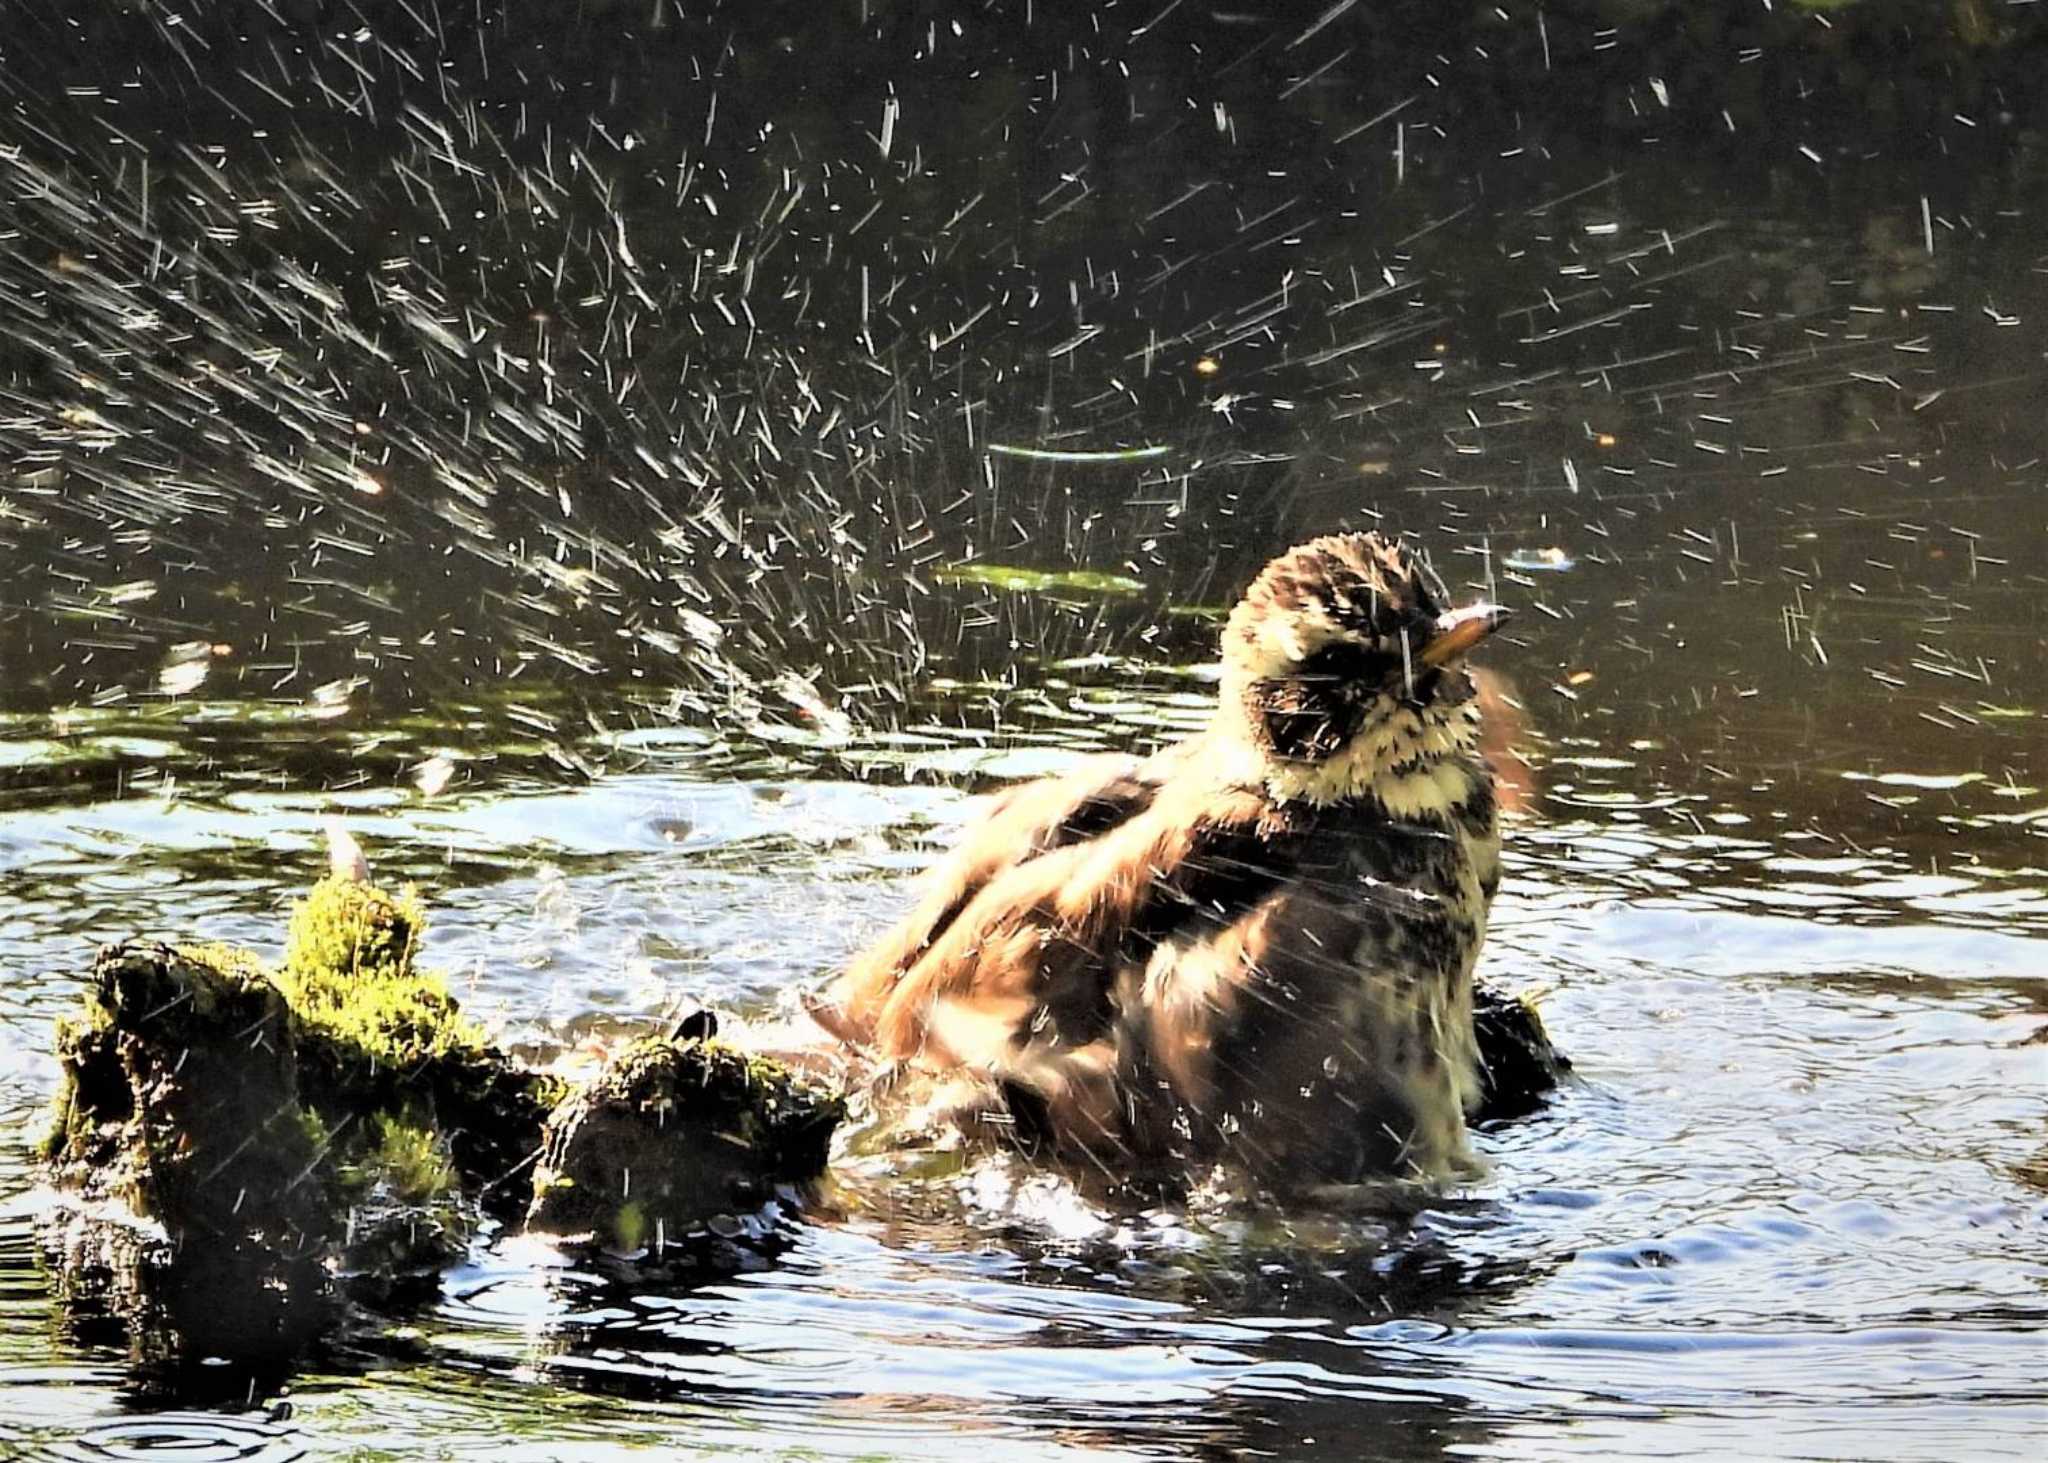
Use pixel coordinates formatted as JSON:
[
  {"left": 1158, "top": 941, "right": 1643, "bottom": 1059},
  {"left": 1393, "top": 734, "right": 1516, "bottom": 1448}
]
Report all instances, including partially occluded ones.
[{"left": 812, "top": 532, "right": 1507, "bottom": 1187}]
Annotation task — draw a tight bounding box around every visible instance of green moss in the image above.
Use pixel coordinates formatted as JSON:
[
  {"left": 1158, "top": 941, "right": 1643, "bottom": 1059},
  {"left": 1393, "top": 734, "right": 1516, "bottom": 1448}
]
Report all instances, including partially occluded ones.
[
  {"left": 176, "top": 939, "right": 276, "bottom": 993},
  {"left": 611, "top": 1200, "right": 649, "bottom": 1253},
  {"left": 593, "top": 1037, "right": 839, "bottom": 1150},
  {"left": 277, "top": 877, "right": 498, "bottom": 1101},
  {"left": 526, "top": 1035, "right": 844, "bottom": 1243},
  {"left": 43, "top": 866, "right": 840, "bottom": 1322},
  {"left": 40, "top": 880, "right": 584, "bottom": 1362},
  {"left": 295, "top": 1105, "right": 335, "bottom": 1160},
  {"left": 281, "top": 875, "right": 430, "bottom": 994},
  {"left": 349, "top": 1113, "right": 459, "bottom": 1206},
  {"left": 290, "top": 960, "right": 488, "bottom": 1076},
  {"left": 273, "top": 877, "right": 553, "bottom": 1216},
  {"left": 528, "top": 1069, "right": 572, "bottom": 1111}
]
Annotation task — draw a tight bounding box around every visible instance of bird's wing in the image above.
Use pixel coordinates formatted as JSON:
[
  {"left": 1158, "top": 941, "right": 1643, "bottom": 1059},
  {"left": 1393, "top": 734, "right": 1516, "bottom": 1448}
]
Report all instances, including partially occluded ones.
[
  {"left": 809, "top": 751, "right": 1166, "bottom": 1047},
  {"left": 847, "top": 776, "right": 1296, "bottom": 1064}
]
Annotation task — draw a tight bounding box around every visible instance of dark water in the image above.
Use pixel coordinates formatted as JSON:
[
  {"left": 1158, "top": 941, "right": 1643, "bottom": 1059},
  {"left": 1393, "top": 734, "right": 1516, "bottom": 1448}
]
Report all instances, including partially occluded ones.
[{"left": 2, "top": 1, "right": 2046, "bottom": 1457}]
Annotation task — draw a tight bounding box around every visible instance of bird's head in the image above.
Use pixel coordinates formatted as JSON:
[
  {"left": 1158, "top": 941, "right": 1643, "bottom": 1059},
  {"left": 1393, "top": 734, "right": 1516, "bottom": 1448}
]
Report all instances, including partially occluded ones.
[{"left": 1217, "top": 532, "right": 1508, "bottom": 811}]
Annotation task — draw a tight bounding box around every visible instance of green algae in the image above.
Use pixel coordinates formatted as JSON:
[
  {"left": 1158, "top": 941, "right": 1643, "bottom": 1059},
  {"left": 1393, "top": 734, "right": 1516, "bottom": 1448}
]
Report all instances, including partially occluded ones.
[{"left": 934, "top": 563, "right": 1146, "bottom": 598}]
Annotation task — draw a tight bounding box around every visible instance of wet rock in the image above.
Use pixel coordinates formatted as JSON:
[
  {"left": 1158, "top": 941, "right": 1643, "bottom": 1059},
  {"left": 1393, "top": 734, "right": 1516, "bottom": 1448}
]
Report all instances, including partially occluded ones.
[
  {"left": 1472, "top": 983, "right": 1572, "bottom": 1121},
  {"left": 34, "top": 874, "right": 847, "bottom": 1365},
  {"left": 527, "top": 1035, "right": 844, "bottom": 1250}
]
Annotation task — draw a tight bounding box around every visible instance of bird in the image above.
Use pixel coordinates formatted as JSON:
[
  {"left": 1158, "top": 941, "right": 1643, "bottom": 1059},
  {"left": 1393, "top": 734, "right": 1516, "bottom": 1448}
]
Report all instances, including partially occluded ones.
[{"left": 807, "top": 532, "right": 1510, "bottom": 1191}]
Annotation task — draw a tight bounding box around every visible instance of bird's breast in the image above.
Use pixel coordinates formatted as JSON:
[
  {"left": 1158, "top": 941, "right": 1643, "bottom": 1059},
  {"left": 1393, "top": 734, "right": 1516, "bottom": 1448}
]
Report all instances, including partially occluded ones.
[{"left": 1143, "top": 792, "right": 1496, "bottom": 1182}]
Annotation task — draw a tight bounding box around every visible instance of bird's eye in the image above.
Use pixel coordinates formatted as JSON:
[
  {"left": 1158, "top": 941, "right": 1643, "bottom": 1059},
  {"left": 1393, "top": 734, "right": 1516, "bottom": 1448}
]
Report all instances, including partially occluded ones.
[{"left": 1300, "top": 638, "right": 1398, "bottom": 683}]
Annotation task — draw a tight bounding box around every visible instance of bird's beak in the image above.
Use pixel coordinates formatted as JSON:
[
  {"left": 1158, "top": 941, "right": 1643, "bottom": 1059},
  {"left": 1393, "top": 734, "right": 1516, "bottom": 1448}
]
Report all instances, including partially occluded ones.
[{"left": 1418, "top": 601, "right": 1510, "bottom": 668}]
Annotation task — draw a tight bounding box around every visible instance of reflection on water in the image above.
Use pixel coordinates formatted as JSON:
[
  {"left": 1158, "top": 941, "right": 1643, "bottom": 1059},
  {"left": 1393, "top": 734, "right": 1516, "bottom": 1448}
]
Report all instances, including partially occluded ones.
[{"left": 2, "top": 0, "right": 2047, "bottom": 1457}]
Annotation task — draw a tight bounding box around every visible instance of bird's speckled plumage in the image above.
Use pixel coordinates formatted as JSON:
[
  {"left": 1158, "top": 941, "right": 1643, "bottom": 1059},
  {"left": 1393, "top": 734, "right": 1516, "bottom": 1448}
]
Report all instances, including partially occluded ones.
[{"left": 811, "top": 532, "right": 1507, "bottom": 1189}]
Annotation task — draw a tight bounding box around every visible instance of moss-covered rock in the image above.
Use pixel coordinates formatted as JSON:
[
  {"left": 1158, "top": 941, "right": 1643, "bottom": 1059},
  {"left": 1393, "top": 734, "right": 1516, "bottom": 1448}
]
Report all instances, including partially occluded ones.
[
  {"left": 278, "top": 876, "right": 560, "bottom": 1220},
  {"left": 528, "top": 1036, "right": 844, "bottom": 1249},
  {"left": 38, "top": 869, "right": 850, "bottom": 1366},
  {"left": 39, "top": 941, "right": 339, "bottom": 1365},
  {"left": 1472, "top": 983, "right": 1572, "bottom": 1121}
]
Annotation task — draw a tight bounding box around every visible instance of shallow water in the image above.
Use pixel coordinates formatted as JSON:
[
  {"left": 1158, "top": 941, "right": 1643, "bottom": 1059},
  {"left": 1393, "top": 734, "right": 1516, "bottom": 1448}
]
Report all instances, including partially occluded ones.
[
  {"left": 2, "top": 642, "right": 2044, "bottom": 1459},
  {"left": 4, "top": 0, "right": 2048, "bottom": 1457}
]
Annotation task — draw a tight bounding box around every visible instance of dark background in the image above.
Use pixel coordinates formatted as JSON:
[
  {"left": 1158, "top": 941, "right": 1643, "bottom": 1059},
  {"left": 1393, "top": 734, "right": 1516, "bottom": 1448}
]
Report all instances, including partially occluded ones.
[{"left": 2, "top": 0, "right": 2042, "bottom": 723}]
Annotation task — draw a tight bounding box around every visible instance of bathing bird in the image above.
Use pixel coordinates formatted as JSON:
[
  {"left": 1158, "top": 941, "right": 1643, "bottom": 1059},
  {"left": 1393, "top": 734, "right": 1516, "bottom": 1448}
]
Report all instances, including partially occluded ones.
[{"left": 808, "top": 533, "right": 1510, "bottom": 1188}]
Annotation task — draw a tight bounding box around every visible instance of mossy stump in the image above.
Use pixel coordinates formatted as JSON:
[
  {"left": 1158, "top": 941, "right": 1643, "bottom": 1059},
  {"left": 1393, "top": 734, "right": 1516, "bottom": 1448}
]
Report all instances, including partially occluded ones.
[
  {"left": 527, "top": 1036, "right": 845, "bottom": 1251},
  {"left": 44, "top": 942, "right": 325, "bottom": 1246},
  {"left": 276, "top": 876, "right": 557, "bottom": 1223}
]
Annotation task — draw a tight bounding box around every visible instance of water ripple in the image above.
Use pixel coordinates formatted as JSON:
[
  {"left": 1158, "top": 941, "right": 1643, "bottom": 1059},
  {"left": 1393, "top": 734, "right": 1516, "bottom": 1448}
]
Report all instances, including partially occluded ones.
[{"left": 47, "top": 1413, "right": 304, "bottom": 1463}]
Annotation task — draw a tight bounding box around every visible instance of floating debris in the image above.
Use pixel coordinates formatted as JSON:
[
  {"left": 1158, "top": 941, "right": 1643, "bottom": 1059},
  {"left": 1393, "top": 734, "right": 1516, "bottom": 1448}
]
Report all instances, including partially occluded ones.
[
  {"left": 935, "top": 563, "right": 1147, "bottom": 597},
  {"left": 986, "top": 443, "right": 1173, "bottom": 464},
  {"left": 1502, "top": 547, "right": 1578, "bottom": 573}
]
